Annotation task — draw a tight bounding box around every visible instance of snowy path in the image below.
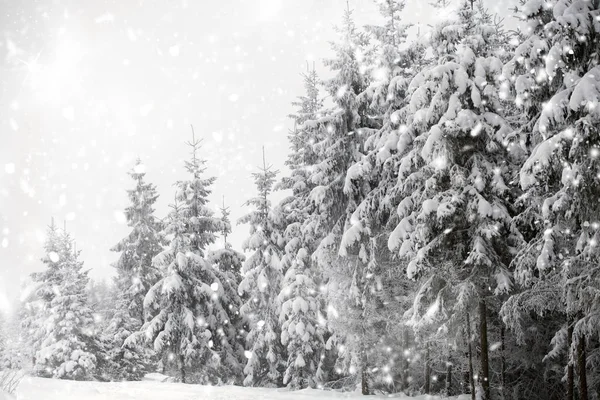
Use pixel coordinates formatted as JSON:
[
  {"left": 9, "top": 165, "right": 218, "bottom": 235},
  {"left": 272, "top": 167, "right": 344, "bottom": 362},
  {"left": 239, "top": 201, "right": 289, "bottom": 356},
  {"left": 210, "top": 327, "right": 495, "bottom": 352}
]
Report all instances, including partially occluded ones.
[{"left": 14, "top": 377, "right": 469, "bottom": 400}]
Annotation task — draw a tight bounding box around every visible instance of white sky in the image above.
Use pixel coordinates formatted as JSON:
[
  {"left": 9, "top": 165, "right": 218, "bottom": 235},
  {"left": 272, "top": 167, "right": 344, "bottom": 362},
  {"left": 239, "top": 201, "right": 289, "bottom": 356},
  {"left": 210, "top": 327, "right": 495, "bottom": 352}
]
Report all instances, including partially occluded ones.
[{"left": 0, "top": 0, "right": 517, "bottom": 308}]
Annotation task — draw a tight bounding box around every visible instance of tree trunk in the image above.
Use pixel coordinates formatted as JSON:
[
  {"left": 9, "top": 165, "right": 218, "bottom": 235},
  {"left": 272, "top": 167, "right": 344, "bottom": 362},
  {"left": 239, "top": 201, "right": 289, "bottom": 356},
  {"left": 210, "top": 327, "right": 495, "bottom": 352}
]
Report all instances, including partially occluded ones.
[
  {"left": 567, "top": 318, "right": 574, "bottom": 400},
  {"left": 401, "top": 329, "right": 409, "bottom": 392},
  {"left": 466, "top": 311, "right": 476, "bottom": 400},
  {"left": 399, "top": 328, "right": 405, "bottom": 392},
  {"left": 463, "top": 346, "right": 470, "bottom": 396},
  {"left": 361, "top": 369, "right": 369, "bottom": 395},
  {"left": 479, "top": 300, "right": 490, "bottom": 400},
  {"left": 577, "top": 334, "right": 588, "bottom": 400},
  {"left": 446, "top": 356, "right": 453, "bottom": 396},
  {"left": 501, "top": 325, "right": 506, "bottom": 399},
  {"left": 179, "top": 354, "right": 186, "bottom": 384},
  {"left": 361, "top": 348, "right": 369, "bottom": 395},
  {"left": 424, "top": 343, "right": 431, "bottom": 394}
]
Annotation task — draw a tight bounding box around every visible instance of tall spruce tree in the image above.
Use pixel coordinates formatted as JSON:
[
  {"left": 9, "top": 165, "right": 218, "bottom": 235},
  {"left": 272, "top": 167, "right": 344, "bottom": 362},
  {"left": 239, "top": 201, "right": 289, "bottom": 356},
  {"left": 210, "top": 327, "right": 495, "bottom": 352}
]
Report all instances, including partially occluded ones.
[
  {"left": 501, "top": 1, "right": 600, "bottom": 399},
  {"left": 21, "top": 219, "right": 63, "bottom": 369},
  {"left": 110, "top": 158, "right": 163, "bottom": 324},
  {"left": 337, "top": 0, "right": 425, "bottom": 393},
  {"left": 129, "top": 128, "right": 237, "bottom": 384},
  {"left": 274, "top": 65, "right": 328, "bottom": 390},
  {"left": 385, "top": 2, "right": 519, "bottom": 398},
  {"left": 105, "top": 158, "right": 164, "bottom": 380},
  {"left": 238, "top": 149, "right": 286, "bottom": 387},
  {"left": 206, "top": 198, "right": 247, "bottom": 384},
  {"left": 307, "top": 2, "right": 377, "bottom": 394},
  {"left": 34, "top": 226, "right": 97, "bottom": 380}
]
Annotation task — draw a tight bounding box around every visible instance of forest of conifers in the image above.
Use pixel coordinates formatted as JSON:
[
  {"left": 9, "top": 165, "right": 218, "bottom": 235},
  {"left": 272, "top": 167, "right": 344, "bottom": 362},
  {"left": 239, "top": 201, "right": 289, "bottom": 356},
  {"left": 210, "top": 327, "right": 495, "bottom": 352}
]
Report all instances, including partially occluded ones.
[{"left": 1, "top": 1, "right": 600, "bottom": 400}]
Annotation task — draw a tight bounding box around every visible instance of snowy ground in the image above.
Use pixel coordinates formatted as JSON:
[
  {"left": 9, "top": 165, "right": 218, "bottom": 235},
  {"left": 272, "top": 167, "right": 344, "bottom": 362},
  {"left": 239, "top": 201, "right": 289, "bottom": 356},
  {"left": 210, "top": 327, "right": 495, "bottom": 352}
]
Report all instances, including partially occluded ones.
[{"left": 12, "top": 376, "right": 470, "bottom": 400}]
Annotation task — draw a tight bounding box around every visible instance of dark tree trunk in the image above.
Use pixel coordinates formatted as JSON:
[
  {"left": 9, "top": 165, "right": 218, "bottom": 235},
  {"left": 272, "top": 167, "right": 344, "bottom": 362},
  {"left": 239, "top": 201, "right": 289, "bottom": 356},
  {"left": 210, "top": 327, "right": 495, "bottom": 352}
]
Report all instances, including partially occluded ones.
[
  {"left": 446, "top": 355, "right": 453, "bottom": 396},
  {"left": 401, "top": 329, "right": 409, "bottom": 392},
  {"left": 568, "top": 318, "right": 574, "bottom": 400},
  {"left": 424, "top": 343, "right": 431, "bottom": 394},
  {"left": 466, "top": 311, "right": 476, "bottom": 400},
  {"left": 578, "top": 334, "right": 588, "bottom": 400},
  {"left": 361, "top": 369, "right": 369, "bottom": 395},
  {"left": 500, "top": 325, "right": 507, "bottom": 399},
  {"left": 463, "top": 350, "right": 470, "bottom": 396},
  {"left": 179, "top": 354, "right": 186, "bottom": 384},
  {"left": 479, "top": 300, "right": 490, "bottom": 400},
  {"left": 361, "top": 348, "right": 369, "bottom": 395}
]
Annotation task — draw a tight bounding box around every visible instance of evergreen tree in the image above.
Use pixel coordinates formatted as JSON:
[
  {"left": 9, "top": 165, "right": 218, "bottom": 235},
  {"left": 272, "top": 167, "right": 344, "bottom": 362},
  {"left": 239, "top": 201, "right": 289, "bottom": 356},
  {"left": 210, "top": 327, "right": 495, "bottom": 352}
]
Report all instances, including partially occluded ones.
[
  {"left": 307, "top": 3, "right": 376, "bottom": 394},
  {"left": 129, "top": 129, "right": 236, "bottom": 384},
  {"left": 502, "top": 1, "right": 600, "bottom": 398},
  {"left": 206, "top": 199, "right": 247, "bottom": 384},
  {"left": 238, "top": 150, "right": 286, "bottom": 387},
  {"left": 384, "top": 2, "right": 519, "bottom": 398},
  {"left": 105, "top": 158, "right": 164, "bottom": 380},
  {"left": 34, "top": 227, "right": 97, "bottom": 380},
  {"left": 335, "top": 0, "right": 425, "bottom": 393},
  {"left": 21, "top": 220, "right": 81, "bottom": 376},
  {"left": 111, "top": 158, "right": 164, "bottom": 324},
  {"left": 273, "top": 65, "right": 329, "bottom": 390},
  {"left": 278, "top": 229, "right": 326, "bottom": 389}
]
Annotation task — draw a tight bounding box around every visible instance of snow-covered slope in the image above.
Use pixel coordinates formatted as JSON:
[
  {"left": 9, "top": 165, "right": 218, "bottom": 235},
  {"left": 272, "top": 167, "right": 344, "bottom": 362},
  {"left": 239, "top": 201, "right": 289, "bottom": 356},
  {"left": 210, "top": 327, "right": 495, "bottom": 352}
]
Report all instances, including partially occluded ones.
[{"left": 15, "top": 376, "right": 469, "bottom": 400}]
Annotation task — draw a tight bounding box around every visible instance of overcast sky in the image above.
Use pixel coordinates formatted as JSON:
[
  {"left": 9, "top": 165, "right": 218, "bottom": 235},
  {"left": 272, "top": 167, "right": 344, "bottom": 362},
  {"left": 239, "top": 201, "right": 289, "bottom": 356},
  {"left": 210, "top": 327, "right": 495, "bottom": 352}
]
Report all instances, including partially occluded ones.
[{"left": 0, "top": 0, "right": 515, "bottom": 310}]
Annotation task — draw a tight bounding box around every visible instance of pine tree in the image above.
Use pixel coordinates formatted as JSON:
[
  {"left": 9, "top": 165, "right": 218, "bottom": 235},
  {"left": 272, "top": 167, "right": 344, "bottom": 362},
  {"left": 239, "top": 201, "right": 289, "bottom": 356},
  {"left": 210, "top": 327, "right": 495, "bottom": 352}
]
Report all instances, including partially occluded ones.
[
  {"left": 238, "top": 149, "right": 286, "bottom": 387},
  {"left": 129, "top": 128, "right": 236, "bottom": 384},
  {"left": 271, "top": 64, "right": 329, "bottom": 390},
  {"left": 21, "top": 219, "right": 77, "bottom": 374},
  {"left": 34, "top": 227, "right": 97, "bottom": 380},
  {"left": 336, "top": 0, "right": 425, "bottom": 393},
  {"left": 384, "top": 2, "right": 519, "bottom": 398},
  {"left": 307, "top": 3, "right": 378, "bottom": 394},
  {"left": 105, "top": 158, "right": 164, "bottom": 380},
  {"left": 501, "top": 1, "right": 600, "bottom": 398},
  {"left": 278, "top": 232, "right": 326, "bottom": 389},
  {"left": 111, "top": 158, "right": 164, "bottom": 324},
  {"left": 206, "top": 198, "right": 247, "bottom": 384},
  {"left": 363, "top": 0, "right": 411, "bottom": 118}
]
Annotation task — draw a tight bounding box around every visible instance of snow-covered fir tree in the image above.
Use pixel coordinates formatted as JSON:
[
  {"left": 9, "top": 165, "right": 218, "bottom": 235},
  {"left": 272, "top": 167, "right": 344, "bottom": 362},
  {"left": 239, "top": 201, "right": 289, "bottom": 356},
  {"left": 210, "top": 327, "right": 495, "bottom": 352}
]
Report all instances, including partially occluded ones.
[
  {"left": 130, "top": 130, "right": 239, "bottom": 384},
  {"left": 206, "top": 199, "right": 247, "bottom": 384},
  {"left": 110, "top": 158, "right": 163, "bottom": 323},
  {"left": 336, "top": 0, "right": 427, "bottom": 393},
  {"left": 20, "top": 219, "right": 64, "bottom": 367},
  {"left": 303, "top": 2, "right": 380, "bottom": 394},
  {"left": 501, "top": 1, "right": 600, "bottom": 398},
  {"left": 33, "top": 226, "right": 97, "bottom": 380},
  {"left": 383, "top": 2, "right": 521, "bottom": 398},
  {"left": 208, "top": 198, "right": 245, "bottom": 289},
  {"left": 104, "top": 158, "right": 164, "bottom": 380},
  {"left": 238, "top": 150, "right": 286, "bottom": 387},
  {"left": 273, "top": 65, "right": 329, "bottom": 390}
]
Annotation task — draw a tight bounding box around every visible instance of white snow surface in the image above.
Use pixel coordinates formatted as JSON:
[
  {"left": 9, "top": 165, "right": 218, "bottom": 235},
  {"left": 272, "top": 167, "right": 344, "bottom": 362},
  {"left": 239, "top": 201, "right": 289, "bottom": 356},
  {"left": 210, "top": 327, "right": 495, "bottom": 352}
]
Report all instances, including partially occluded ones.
[{"left": 14, "top": 376, "right": 471, "bottom": 400}]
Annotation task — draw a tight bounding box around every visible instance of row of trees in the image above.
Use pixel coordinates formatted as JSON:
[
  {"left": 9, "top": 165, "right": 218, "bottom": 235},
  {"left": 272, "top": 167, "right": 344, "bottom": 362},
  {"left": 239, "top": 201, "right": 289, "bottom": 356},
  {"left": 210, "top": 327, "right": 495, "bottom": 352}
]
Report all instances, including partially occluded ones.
[
  {"left": 1, "top": 0, "right": 600, "bottom": 399},
  {"left": 234, "top": 0, "right": 600, "bottom": 398}
]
